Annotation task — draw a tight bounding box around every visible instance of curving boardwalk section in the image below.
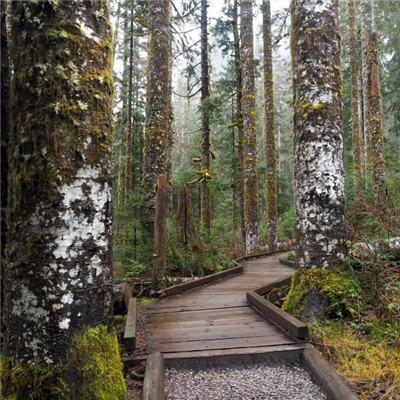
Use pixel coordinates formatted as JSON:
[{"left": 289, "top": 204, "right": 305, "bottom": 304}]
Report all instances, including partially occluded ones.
[{"left": 140, "top": 254, "right": 303, "bottom": 359}]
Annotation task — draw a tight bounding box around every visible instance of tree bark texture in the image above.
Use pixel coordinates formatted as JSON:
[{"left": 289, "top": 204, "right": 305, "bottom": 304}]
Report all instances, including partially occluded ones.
[
  {"left": 175, "top": 183, "right": 203, "bottom": 248},
  {"left": 4, "top": 0, "right": 114, "bottom": 364},
  {"left": 200, "top": 0, "right": 211, "bottom": 233},
  {"left": 291, "top": 0, "right": 346, "bottom": 269},
  {"left": 142, "top": 0, "right": 170, "bottom": 234},
  {"left": 241, "top": 0, "right": 260, "bottom": 255},
  {"left": 153, "top": 174, "right": 168, "bottom": 287},
  {"left": 233, "top": 0, "right": 246, "bottom": 245},
  {"left": 348, "top": 0, "right": 362, "bottom": 190},
  {"left": 1, "top": 0, "right": 9, "bottom": 259},
  {"left": 366, "top": 33, "right": 386, "bottom": 204},
  {"left": 263, "top": 0, "right": 277, "bottom": 251},
  {"left": 124, "top": 7, "right": 134, "bottom": 203}
]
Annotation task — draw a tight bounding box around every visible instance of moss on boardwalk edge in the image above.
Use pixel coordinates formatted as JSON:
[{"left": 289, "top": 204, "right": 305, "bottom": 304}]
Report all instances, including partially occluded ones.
[{"left": 1, "top": 325, "right": 126, "bottom": 400}]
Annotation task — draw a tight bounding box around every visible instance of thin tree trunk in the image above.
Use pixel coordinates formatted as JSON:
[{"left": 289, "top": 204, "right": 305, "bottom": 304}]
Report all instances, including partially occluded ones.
[
  {"left": 291, "top": 0, "right": 346, "bottom": 269},
  {"left": 124, "top": 7, "right": 134, "bottom": 203},
  {"left": 231, "top": 98, "right": 238, "bottom": 247},
  {"left": 153, "top": 174, "right": 168, "bottom": 288},
  {"left": 142, "top": 0, "right": 170, "bottom": 236},
  {"left": 241, "top": 0, "right": 260, "bottom": 254},
  {"left": 366, "top": 33, "right": 386, "bottom": 205},
  {"left": 200, "top": 0, "right": 211, "bottom": 233},
  {"left": 118, "top": 147, "right": 123, "bottom": 205},
  {"left": 263, "top": 0, "right": 277, "bottom": 251},
  {"left": 348, "top": 0, "right": 362, "bottom": 193},
  {"left": 3, "top": 2, "right": 125, "bottom": 397},
  {"left": 233, "top": 0, "right": 246, "bottom": 245}
]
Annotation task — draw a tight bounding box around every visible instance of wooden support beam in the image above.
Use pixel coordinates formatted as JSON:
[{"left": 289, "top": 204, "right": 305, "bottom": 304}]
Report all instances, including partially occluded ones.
[
  {"left": 123, "top": 297, "right": 137, "bottom": 350},
  {"left": 253, "top": 275, "right": 292, "bottom": 296},
  {"left": 279, "top": 258, "right": 296, "bottom": 268},
  {"left": 303, "top": 348, "right": 359, "bottom": 400},
  {"left": 246, "top": 290, "right": 309, "bottom": 340},
  {"left": 143, "top": 352, "right": 165, "bottom": 400}
]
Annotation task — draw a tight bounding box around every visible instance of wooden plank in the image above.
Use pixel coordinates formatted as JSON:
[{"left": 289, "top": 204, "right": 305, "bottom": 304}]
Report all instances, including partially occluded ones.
[
  {"left": 158, "top": 264, "right": 244, "bottom": 298},
  {"left": 279, "top": 258, "right": 296, "bottom": 268},
  {"left": 303, "top": 348, "right": 359, "bottom": 400},
  {"left": 246, "top": 290, "right": 309, "bottom": 340},
  {"left": 253, "top": 275, "right": 292, "bottom": 295},
  {"left": 142, "top": 352, "right": 165, "bottom": 400},
  {"left": 123, "top": 297, "right": 136, "bottom": 350}
]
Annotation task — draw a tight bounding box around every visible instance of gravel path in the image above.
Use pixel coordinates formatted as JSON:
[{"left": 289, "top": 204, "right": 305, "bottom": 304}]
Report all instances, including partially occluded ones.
[{"left": 165, "top": 359, "right": 327, "bottom": 400}]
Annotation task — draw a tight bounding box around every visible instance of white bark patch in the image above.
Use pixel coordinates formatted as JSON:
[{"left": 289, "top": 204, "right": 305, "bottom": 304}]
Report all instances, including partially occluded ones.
[
  {"left": 59, "top": 318, "right": 70, "bottom": 330},
  {"left": 302, "top": 0, "right": 333, "bottom": 13},
  {"left": 77, "top": 19, "right": 100, "bottom": 43}
]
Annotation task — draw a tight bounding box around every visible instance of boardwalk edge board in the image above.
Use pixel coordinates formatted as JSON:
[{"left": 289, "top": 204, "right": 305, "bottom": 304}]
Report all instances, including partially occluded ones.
[
  {"left": 246, "top": 290, "right": 309, "bottom": 340},
  {"left": 142, "top": 352, "right": 165, "bottom": 400},
  {"left": 303, "top": 348, "right": 359, "bottom": 400},
  {"left": 279, "top": 258, "right": 297, "bottom": 268},
  {"left": 123, "top": 297, "right": 137, "bottom": 351}
]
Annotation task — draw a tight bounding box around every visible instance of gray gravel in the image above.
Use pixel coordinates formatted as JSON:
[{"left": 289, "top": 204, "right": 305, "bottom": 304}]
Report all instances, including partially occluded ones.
[{"left": 165, "top": 360, "right": 327, "bottom": 400}]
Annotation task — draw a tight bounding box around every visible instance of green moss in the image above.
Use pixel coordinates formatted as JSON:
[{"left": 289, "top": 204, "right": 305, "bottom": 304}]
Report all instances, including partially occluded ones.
[
  {"left": 282, "top": 264, "right": 361, "bottom": 319},
  {"left": 1, "top": 326, "right": 126, "bottom": 400}
]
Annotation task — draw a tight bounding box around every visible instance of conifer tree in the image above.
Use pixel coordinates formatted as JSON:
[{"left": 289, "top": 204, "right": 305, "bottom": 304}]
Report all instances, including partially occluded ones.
[
  {"left": 200, "top": 0, "right": 211, "bottom": 233},
  {"left": 348, "top": 0, "right": 362, "bottom": 192},
  {"left": 263, "top": 0, "right": 277, "bottom": 250},
  {"left": 2, "top": 1, "right": 125, "bottom": 397},
  {"left": 142, "top": 0, "right": 170, "bottom": 235},
  {"left": 241, "top": 0, "right": 260, "bottom": 254},
  {"left": 291, "top": 0, "right": 345, "bottom": 269}
]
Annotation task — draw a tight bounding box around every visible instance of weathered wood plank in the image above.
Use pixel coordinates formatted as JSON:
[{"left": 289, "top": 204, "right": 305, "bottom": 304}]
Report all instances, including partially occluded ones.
[
  {"left": 303, "top": 348, "right": 359, "bottom": 400},
  {"left": 246, "top": 290, "right": 309, "bottom": 340},
  {"left": 142, "top": 352, "right": 165, "bottom": 400},
  {"left": 253, "top": 275, "right": 292, "bottom": 295},
  {"left": 158, "top": 264, "right": 244, "bottom": 298},
  {"left": 123, "top": 297, "right": 136, "bottom": 350}
]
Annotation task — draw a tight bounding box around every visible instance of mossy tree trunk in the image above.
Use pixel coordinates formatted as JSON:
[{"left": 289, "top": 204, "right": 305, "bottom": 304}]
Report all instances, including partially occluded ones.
[
  {"left": 142, "top": 0, "right": 170, "bottom": 235},
  {"left": 291, "top": 0, "right": 346, "bottom": 269},
  {"left": 360, "top": 0, "right": 370, "bottom": 178},
  {"left": 2, "top": 1, "right": 125, "bottom": 398},
  {"left": 241, "top": 0, "right": 260, "bottom": 255},
  {"left": 366, "top": 32, "right": 386, "bottom": 205},
  {"left": 124, "top": 4, "right": 134, "bottom": 204},
  {"left": 348, "top": 0, "right": 362, "bottom": 194},
  {"left": 233, "top": 0, "right": 246, "bottom": 245},
  {"left": 1, "top": 0, "right": 9, "bottom": 315},
  {"left": 262, "top": 0, "right": 277, "bottom": 251},
  {"left": 200, "top": 0, "right": 211, "bottom": 234}
]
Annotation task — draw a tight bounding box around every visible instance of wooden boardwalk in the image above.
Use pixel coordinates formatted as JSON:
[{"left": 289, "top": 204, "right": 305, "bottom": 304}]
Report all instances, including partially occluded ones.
[{"left": 139, "top": 254, "right": 303, "bottom": 359}]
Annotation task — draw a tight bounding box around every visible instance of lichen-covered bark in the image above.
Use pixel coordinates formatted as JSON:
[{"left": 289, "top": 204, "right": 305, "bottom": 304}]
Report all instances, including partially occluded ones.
[
  {"left": 233, "top": 0, "right": 246, "bottom": 245},
  {"left": 263, "top": 0, "right": 277, "bottom": 251},
  {"left": 241, "top": 0, "right": 260, "bottom": 254},
  {"left": 124, "top": 9, "right": 134, "bottom": 203},
  {"left": 4, "top": 0, "right": 114, "bottom": 366},
  {"left": 291, "top": 0, "right": 345, "bottom": 269},
  {"left": 360, "top": 0, "right": 369, "bottom": 173},
  {"left": 366, "top": 33, "right": 386, "bottom": 204},
  {"left": 142, "top": 0, "right": 170, "bottom": 234},
  {"left": 348, "top": 0, "right": 362, "bottom": 190},
  {"left": 200, "top": 0, "right": 211, "bottom": 233}
]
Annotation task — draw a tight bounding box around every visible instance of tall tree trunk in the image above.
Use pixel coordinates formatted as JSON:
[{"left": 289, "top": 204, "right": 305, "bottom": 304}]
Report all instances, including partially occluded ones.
[
  {"left": 124, "top": 6, "right": 134, "bottom": 203},
  {"left": 263, "top": 0, "right": 277, "bottom": 251},
  {"left": 117, "top": 147, "right": 123, "bottom": 205},
  {"left": 291, "top": 0, "right": 346, "bottom": 269},
  {"left": 348, "top": 0, "right": 362, "bottom": 193},
  {"left": 241, "top": 0, "right": 260, "bottom": 254},
  {"left": 231, "top": 98, "right": 238, "bottom": 247},
  {"left": 233, "top": 0, "right": 246, "bottom": 245},
  {"left": 153, "top": 174, "right": 168, "bottom": 287},
  {"left": 366, "top": 33, "right": 386, "bottom": 205},
  {"left": 142, "top": 0, "right": 170, "bottom": 235},
  {"left": 360, "top": 0, "right": 370, "bottom": 175},
  {"left": 200, "top": 0, "right": 211, "bottom": 233},
  {"left": 2, "top": 2, "right": 125, "bottom": 397},
  {"left": 1, "top": 0, "right": 10, "bottom": 316}
]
